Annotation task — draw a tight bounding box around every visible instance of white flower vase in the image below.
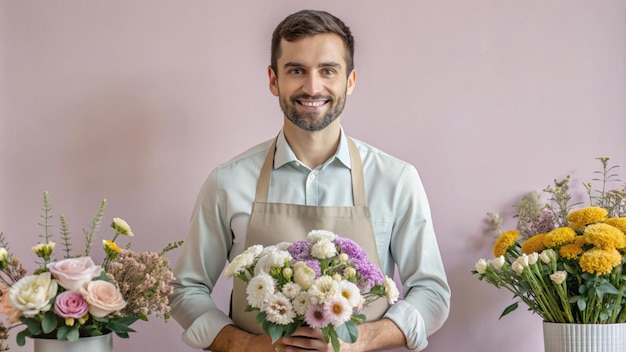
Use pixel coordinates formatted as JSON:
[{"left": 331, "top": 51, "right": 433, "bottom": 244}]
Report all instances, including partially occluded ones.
[
  {"left": 543, "top": 322, "right": 626, "bottom": 352},
  {"left": 32, "top": 333, "right": 113, "bottom": 352}
]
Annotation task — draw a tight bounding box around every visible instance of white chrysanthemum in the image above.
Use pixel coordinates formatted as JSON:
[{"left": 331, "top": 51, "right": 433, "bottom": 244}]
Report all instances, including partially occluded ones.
[
  {"left": 307, "top": 230, "right": 337, "bottom": 244},
  {"left": 112, "top": 218, "right": 134, "bottom": 237},
  {"left": 308, "top": 275, "right": 338, "bottom": 304},
  {"left": 275, "top": 242, "right": 292, "bottom": 250},
  {"left": 224, "top": 244, "right": 263, "bottom": 278},
  {"left": 246, "top": 273, "right": 275, "bottom": 308},
  {"left": 293, "top": 261, "right": 316, "bottom": 290},
  {"left": 281, "top": 282, "right": 302, "bottom": 299},
  {"left": 292, "top": 291, "right": 311, "bottom": 316},
  {"left": 262, "top": 292, "right": 296, "bottom": 325},
  {"left": 384, "top": 276, "right": 400, "bottom": 304},
  {"left": 338, "top": 280, "right": 361, "bottom": 307},
  {"left": 311, "top": 239, "right": 337, "bottom": 259},
  {"left": 254, "top": 248, "right": 292, "bottom": 275},
  {"left": 326, "top": 296, "right": 353, "bottom": 326}
]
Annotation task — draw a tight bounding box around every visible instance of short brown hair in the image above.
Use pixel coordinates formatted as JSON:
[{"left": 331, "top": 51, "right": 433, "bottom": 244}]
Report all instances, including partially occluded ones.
[{"left": 270, "top": 10, "right": 355, "bottom": 77}]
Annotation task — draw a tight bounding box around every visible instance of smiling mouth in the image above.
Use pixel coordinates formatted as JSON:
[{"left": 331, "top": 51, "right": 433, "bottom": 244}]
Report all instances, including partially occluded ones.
[{"left": 296, "top": 99, "right": 329, "bottom": 107}]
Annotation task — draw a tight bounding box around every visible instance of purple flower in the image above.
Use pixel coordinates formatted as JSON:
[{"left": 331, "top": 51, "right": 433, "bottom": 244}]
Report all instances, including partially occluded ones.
[
  {"left": 54, "top": 291, "right": 89, "bottom": 318},
  {"left": 334, "top": 237, "right": 367, "bottom": 261},
  {"left": 288, "top": 241, "right": 312, "bottom": 261},
  {"left": 353, "top": 259, "right": 385, "bottom": 291}
]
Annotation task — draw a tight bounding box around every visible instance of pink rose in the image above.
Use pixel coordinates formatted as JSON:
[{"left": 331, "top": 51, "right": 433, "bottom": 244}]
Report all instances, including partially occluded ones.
[
  {"left": 82, "top": 280, "right": 126, "bottom": 318},
  {"left": 54, "top": 291, "right": 89, "bottom": 318},
  {"left": 47, "top": 257, "right": 103, "bottom": 292}
]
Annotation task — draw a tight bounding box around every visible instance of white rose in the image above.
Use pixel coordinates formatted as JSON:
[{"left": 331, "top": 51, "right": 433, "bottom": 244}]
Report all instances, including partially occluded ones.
[
  {"left": 516, "top": 254, "right": 529, "bottom": 268},
  {"left": 512, "top": 261, "right": 525, "bottom": 275},
  {"left": 9, "top": 272, "right": 58, "bottom": 317},
  {"left": 82, "top": 280, "right": 126, "bottom": 318},
  {"left": 293, "top": 261, "right": 316, "bottom": 290},
  {"left": 383, "top": 276, "right": 399, "bottom": 304},
  {"left": 527, "top": 252, "right": 539, "bottom": 265},
  {"left": 47, "top": 257, "right": 103, "bottom": 292},
  {"left": 550, "top": 271, "right": 567, "bottom": 285},
  {"left": 475, "top": 259, "right": 489, "bottom": 274},
  {"left": 491, "top": 256, "right": 505, "bottom": 270},
  {"left": 540, "top": 249, "right": 556, "bottom": 264}
]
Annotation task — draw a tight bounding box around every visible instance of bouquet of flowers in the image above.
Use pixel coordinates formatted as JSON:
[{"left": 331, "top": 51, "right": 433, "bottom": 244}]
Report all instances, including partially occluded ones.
[
  {"left": 473, "top": 157, "right": 626, "bottom": 324},
  {"left": 0, "top": 192, "right": 182, "bottom": 350},
  {"left": 225, "top": 229, "right": 399, "bottom": 352}
]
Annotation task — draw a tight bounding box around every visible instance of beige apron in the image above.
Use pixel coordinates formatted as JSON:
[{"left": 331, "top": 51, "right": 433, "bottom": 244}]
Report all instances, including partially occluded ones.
[{"left": 231, "top": 136, "right": 388, "bottom": 334}]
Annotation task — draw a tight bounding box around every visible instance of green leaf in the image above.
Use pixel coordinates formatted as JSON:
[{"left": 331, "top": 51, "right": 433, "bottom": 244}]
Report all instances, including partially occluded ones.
[
  {"left": 577, "top": 298, "right": 587, "bottom": 311},
  {"left": 42, "top": 311, "right": 58, "bottom": 334},
  {"left": 114, "top": 331, "right": 130, "bottom": 339},
  {"left": 499, "top": 302, "right": 518, "bottom": 319},
  {"left": 596, "top": 281, "right": 619, "bottom": 300},
  {"left": 57, "top": 326, "right": 70, "bottom": 340},
  {"left": 256, "top": 311, "right": 267, "bottom": 324},
  {"left": 21, "top": 317, "right": 43, "bottom": 335},
  {"left": 66, "top": 328, "right": 80, "bottom": 342},
  {"left": 16, "top": 329, "right": 30, "bottom": 346},
  {"left": 265, "top": 322, "right": 284, "bottom": 344},
  {"left": 336, "top": 321, "right": 359, "bottom": 344}
]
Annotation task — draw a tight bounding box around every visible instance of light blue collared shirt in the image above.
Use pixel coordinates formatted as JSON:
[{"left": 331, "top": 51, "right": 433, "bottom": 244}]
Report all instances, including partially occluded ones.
[{"left": 171, "top": 128, "right": 450, "bottom": 351}]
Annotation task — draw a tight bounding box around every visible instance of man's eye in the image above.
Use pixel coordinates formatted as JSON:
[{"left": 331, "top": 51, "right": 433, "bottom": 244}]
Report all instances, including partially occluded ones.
[
  {"left": 289, "top": 68, "right": 303, "bottom": 75},
  {"left": 322, "top": 69, "right": 336, "bottom": 76}
]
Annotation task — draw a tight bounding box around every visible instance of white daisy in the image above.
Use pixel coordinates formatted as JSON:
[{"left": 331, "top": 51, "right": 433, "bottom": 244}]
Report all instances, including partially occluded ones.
[
  {"left": 262, "top": 292, "right": 296, "bottom": 325},
  {"left": 246, "top": 273, "right": 275, "bottom": 308}
]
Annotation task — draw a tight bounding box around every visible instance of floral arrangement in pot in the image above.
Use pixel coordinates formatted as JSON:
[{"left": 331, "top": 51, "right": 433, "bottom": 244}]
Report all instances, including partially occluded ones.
[
  {"left": 473, "top": 157, "right": 626, "bottom": 324},
  {"left": 0, "top": 192, "right": 182, "bottom": 350},
  {"left": 225, "top": 229, "right": 399, "bottom": 352}
]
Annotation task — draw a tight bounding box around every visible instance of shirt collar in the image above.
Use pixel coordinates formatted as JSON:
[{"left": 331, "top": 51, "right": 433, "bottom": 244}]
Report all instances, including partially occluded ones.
[{"left": 273, "top": 127, "right": 352, "bottom": 170}]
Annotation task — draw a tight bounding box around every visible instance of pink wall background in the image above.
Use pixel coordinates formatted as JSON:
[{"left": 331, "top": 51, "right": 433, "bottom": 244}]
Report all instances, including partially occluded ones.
[{"left": 1, "top": 1, "right": 625, "bottom": 351}]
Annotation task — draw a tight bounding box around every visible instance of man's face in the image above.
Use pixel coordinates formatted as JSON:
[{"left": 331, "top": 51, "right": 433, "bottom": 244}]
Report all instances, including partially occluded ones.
[{"left": 269, "top": 33, "right": 356, "bottom": 132}]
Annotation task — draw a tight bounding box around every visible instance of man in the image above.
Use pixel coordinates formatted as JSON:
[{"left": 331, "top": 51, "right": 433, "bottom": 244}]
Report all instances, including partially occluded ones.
[{"left": 171, "top": 9, "right": 450, "bottom": 352}]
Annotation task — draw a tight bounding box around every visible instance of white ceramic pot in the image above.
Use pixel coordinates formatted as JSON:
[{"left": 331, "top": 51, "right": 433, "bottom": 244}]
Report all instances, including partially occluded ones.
[
  {"left": 543, "top": 322, "right": 626, "bottom": 352},
  {"left": 32, "top": 333, "right": 113, "bottom": 352}
]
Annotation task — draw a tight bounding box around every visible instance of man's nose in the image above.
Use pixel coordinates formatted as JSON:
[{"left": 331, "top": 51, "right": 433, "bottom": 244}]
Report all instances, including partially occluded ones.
[{"left": 302, "top": 73, "right": 323, "bottom": 96}]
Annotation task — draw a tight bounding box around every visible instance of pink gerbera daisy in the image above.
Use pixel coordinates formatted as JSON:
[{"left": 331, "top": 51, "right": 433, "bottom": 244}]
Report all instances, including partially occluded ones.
[
  {"left": 327, "top": 296, "right": 353, "bottom": 326},
  {"left": 304, "top": 304, "right": 331, "bottom": 329}
]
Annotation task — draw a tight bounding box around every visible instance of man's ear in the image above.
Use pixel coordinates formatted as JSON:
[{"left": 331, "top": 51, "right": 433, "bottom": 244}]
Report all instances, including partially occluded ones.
[
  {"left": 346, "top": 69, "right": 357, "bottom": 95},
  {"left": 268, "top": 66, "right": 279, "bottom": 97}
]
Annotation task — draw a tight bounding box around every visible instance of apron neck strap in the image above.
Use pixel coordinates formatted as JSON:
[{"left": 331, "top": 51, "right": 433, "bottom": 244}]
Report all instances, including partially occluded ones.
[{"left": 255, "top": 136, "right": 367, "bottom": 207}]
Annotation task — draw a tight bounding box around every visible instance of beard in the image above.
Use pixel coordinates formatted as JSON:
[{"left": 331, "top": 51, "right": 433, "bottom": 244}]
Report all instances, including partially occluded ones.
[{"left": 279, "top": 92, "right": 347, "bottom": 132}]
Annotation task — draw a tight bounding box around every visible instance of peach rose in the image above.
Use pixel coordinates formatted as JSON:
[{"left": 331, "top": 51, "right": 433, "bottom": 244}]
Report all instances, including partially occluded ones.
[
  {"left": 0, "top": 285, "right": 22, "bottom": 323},
  {"left": 47, "top": 257, "right": 103, "bottom": 292},
  {"left": 82, "top": 280, "right": 126, "bottom": 318}
]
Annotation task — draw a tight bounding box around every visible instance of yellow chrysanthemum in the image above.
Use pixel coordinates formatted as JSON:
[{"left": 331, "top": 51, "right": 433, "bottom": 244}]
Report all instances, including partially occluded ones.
[
  {"left": 584, "top": 223, "right": 626, "bottom": 250},
  {"left": 543, "top": 227, "right": 577, "bottom": 248},
  {"left": 579, "top": 247, "right": 623, "bottom": 276},
  {"left": 103, "top": 239, "right": 121, "bottom": 254},
  {"left": 493, "top": 230, "right": 519, "bottom": 257},
  {"left": 567, "top": 206, "right": 608, "bottom": 231},
  {"left": 521, "top": 233, "right": 547, "bottom": 255},
  {"left": 559, "top": 236, "right": 587, "bottom": 260},
  {"left": 603, "top": 217, "right": 626, "bottom": 234}
]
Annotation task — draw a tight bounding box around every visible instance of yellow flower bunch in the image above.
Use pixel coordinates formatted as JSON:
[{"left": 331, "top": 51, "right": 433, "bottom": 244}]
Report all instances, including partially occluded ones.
[{"left": 475, "top": 157, "right": 626, "bottom": 324}]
